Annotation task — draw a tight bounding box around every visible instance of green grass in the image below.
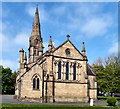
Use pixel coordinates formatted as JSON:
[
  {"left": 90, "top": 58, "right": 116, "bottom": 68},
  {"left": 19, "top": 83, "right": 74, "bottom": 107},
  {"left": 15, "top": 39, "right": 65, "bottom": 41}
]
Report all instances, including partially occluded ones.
[{"left": 1, "top": 103, "right": 120, "bottom": 109}]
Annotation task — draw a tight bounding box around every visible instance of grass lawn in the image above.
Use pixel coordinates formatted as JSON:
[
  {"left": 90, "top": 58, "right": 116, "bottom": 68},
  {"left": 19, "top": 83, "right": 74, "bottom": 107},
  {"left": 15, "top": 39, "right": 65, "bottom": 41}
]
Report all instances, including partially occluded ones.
[{"left": 1, "top": 103, "right": 120, "bottom": 109}]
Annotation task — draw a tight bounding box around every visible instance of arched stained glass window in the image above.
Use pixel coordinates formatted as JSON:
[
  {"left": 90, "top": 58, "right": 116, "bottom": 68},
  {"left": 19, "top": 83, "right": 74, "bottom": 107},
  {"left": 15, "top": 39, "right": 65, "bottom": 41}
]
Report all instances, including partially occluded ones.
[
  {"left": 58, "top": 61, "right": 61, "bottom": 79},
  {"left": 37, "top": 78, "right": 39, "bottom": 89},
  {"left": 73, "top": 63, "right": 76, "bottom": 80},
  {"left": 66, "top": 62, "right": 69, "bottom": 80},
  {"left": 33, "top": 78, "right": 36, "bottom": 89},
  {"left": 33, "top": 76, "right": 39, "bottom": 90}
]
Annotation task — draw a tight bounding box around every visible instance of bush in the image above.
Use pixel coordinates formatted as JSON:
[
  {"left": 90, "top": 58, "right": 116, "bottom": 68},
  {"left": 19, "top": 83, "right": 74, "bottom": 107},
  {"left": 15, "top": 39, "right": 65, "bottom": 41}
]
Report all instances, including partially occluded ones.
[{"left": 107, "top": 97, "right": 117, "bottom": 106}]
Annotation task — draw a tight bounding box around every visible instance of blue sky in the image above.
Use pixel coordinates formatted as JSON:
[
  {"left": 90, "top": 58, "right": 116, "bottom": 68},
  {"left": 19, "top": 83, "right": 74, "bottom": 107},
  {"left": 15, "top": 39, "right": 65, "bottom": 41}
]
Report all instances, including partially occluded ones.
[{"left": 1, "top": 2, "right": 118, "bottom": 71}]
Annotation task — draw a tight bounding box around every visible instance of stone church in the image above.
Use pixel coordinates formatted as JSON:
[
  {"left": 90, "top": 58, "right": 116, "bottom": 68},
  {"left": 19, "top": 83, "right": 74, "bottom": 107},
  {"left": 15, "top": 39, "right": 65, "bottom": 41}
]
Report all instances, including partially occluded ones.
[{"left": 15, "top": 5, "right": 97, "bottom": 103}]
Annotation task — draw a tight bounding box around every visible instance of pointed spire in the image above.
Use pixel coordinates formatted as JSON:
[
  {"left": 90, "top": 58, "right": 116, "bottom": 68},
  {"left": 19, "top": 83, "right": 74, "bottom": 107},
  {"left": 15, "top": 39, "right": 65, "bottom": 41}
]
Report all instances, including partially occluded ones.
[
  {"left": 31, "top": 5, "right": 41, "bottom": 38},
  {"left": 36, "top": 4, "right": 38, "bottom": 14},
  {"left": 34, "top": 5, "right": 39, "bottom": 25},
  {"left": 48, "top": 36, "right": 54, "bottom": 50}
]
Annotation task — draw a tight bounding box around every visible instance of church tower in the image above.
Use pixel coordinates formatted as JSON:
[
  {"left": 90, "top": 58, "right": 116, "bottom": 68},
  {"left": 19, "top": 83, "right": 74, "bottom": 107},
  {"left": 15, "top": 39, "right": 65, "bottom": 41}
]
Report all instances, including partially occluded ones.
[{"left": 28, "top": 5, "right": 43, "bottom": 63}]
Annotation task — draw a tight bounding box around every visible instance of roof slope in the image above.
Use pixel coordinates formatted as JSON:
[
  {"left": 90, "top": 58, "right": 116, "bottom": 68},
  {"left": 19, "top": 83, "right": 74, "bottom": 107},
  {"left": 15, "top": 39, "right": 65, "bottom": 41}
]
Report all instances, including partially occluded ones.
[{"left": 87, "top": 64, "right": 96, "bottom": 76}]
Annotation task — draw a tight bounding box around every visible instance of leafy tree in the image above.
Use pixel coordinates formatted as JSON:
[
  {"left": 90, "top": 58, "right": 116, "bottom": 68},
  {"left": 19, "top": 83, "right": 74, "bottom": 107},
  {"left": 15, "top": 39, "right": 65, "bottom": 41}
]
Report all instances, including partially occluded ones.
[
  {"left": 104, "top": 56, "right": 120, "bottom": 95},
  {"left": 0, "top": 65, "right": 17, "bottom": 94},
  {"left": 92, "top": 64, "right": 106, "bottom": 95},
  {"left": 93, "top": 55, "right": 120, "bottom": 96}
]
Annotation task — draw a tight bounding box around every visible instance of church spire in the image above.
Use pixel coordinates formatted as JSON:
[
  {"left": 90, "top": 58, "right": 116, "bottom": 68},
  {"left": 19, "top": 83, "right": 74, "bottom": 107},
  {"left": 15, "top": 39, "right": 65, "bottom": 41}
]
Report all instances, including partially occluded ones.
[
  {"left": 31, "top": 5, "right": 41, "bottom": 39},
  {"left": 29, "top": 5, "right": 43, "bottom": 63},
  {"left": 33, "top": 5, "right": 39, "bottom": 26}
]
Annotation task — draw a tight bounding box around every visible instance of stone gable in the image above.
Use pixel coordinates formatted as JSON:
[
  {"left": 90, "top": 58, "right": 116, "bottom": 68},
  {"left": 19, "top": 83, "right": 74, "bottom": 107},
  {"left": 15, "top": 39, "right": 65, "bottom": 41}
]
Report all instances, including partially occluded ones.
[{"left": 53, "top": 40, "right": 83, "bottom": 60}]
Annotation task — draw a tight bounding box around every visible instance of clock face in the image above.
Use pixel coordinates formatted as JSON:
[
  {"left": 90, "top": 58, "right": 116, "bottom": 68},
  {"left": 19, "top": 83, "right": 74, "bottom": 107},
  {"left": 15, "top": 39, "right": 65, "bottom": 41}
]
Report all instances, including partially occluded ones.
[{"left": 65, "top": 48, "right": 70, "bottom": 56}]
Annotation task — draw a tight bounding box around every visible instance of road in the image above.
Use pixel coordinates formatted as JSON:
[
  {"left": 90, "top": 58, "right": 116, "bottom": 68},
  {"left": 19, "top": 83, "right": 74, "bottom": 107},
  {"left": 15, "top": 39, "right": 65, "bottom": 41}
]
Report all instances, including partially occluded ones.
[{"left": 1, "top": 95, "right": 120, "bottom": 106}]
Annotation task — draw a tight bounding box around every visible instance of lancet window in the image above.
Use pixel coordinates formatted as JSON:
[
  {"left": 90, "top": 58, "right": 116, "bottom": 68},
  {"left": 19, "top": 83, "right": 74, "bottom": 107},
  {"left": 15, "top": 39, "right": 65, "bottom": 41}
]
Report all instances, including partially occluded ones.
[{"left": 58, "top": 61, "right": 61, "bottom": 79}]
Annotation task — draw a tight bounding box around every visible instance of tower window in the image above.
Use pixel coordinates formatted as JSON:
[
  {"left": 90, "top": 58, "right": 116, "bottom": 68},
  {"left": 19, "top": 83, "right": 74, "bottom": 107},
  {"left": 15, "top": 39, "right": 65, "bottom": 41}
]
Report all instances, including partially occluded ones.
[
  {"left": 58, "top": 61, "right": 61, "bottom": 79},
  {"left": 66, "top": 62, "right": 69, "bottom": 80},
  {"left": 34, "top": 49, "right": 38, "bottom": 56},
  {"left": 33, "top": 76, "right": 39, "bottom": 90},
  {"left": 73, "top": 63, "right": 76, "bottom": 80}
]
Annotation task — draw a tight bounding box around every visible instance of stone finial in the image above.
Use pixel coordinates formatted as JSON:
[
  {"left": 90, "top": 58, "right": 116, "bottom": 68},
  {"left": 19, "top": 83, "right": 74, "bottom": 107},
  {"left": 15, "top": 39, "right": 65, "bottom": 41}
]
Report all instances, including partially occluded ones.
[
  {"left": 82, "top": 42, "right": 86, "bottom": 53},
  {"left": 19, "top": 48, "right": 24, "bottom": 52},
  {"left": 66, "top": 34, "right": 70, "bottom": 40},
  {"left": 48, "top": 36, "right": 53, "bottom": 47}
]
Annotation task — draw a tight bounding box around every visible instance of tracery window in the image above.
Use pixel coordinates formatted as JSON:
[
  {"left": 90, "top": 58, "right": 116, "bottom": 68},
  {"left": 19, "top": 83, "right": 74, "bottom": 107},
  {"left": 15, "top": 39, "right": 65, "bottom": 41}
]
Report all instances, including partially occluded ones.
[
  {"left": 73, "top": 63, "right": 76, "bottom": 80},
  {"left": 58, "top": 61, "right": 61, "bottom": 79},
  {"left": 33, "top": 76, "right": 39, "bottom": 90},
  {"left": 66, "top": 62, "right": 69, "bottom": 80}
]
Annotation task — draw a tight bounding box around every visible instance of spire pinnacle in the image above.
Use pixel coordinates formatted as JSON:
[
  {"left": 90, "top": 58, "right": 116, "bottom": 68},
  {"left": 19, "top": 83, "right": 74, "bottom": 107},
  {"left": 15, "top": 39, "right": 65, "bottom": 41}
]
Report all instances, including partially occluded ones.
[
  {"left": 34, "top": 5, "right": 40, "bottom": 25},
  {"left": 48, "top": 36, "right": 53, "bottom": 47},
  {"left": 36, "top": 5, "right": 38, "bottom": 14},
  {"left": 82, "top": 42, "right": 86, "bottom": 53},
  {"left": 31, "top": 5, "right": 41, "bottom": 38}
]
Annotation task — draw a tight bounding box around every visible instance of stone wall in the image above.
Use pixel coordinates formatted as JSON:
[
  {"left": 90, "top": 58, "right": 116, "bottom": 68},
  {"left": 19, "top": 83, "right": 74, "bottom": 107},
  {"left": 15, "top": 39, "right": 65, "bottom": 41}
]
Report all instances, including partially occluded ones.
[
  {"left": 54, "top": 82, "right": 89, "bottom": 102},
  {"left": 88, "top": 75, "right": 97, "bottom": 99}
]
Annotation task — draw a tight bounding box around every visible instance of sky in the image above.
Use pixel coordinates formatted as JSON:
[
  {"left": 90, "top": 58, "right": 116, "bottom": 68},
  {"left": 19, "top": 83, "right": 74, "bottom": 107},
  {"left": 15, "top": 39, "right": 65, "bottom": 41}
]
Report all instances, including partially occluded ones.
[{"left": 1, "top": 2, "right": 118, "bottom": 71}]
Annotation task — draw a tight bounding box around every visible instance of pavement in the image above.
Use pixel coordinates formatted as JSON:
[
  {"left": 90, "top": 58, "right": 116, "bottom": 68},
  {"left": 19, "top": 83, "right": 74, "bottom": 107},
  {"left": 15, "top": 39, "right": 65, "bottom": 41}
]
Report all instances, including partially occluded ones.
[{"left": 1, "top": 95, "right": 120, "bottom": 106}]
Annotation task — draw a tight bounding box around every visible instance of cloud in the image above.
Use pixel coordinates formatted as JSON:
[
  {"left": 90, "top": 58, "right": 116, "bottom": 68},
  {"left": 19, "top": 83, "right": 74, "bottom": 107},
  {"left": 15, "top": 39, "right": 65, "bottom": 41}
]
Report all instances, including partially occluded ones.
[
  {"left": 0, "top": 21, "right": 29, "bottom": 71},
  {"left": 109, "top": 42, "right": 118, "bottom": 54},
  {"left": 51, "top": 5, "right": 67, "bottom": 16},
  {"left": 26, "top": 4, "right": 48, "bottom": 23},
  {"left": 0, "top": 59, "right": 19, "bottom": 71},
  {"left": 81, "top": 16, "right": 113, "bottom": 38},
  {"left": 43, "top": 40, "right": 60, "bottom": 52},
  {"left": 26, "top": 5, "right": 35, "bottom": 17},
  {"left": 14, "top": 32, "right": 29, "bottom": 46},
  {"left": 0, "top": 33, "right": 14, "bottom": 53},
  {"left": 1, "top": 2, "right": 117, "bottom": 72}
]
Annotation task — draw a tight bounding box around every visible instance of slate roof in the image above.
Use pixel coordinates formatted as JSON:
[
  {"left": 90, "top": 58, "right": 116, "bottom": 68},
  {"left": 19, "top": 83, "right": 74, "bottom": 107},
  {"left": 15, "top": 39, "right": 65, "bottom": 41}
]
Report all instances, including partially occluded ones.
[{"left": 87, "top": 64, "right": 96, "bottom": 76}]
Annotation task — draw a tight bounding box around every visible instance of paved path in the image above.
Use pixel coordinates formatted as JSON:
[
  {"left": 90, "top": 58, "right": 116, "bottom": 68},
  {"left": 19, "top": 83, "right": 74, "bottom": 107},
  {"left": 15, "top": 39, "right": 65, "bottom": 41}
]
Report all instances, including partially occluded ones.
[{"left": 1, "top": 95, "right": 120, "bottom": 106}]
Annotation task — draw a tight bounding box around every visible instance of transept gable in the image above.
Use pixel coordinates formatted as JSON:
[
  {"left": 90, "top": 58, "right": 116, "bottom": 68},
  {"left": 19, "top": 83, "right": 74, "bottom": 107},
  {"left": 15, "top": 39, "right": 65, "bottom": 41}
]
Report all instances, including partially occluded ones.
[{"left": 53, "top": 40, "right": 84, "bottom": 60}]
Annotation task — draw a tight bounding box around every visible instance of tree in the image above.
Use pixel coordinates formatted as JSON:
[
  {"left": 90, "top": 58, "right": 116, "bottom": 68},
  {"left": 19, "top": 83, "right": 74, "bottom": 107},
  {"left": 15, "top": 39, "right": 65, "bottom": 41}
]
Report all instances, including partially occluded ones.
[
  {"left": 92, "top": 64, "right": 106, "bottom": 95},
  {"left": 104, "top": 56, "right": 120, "bottom": 96},
  {"left": 0, "top": 65, "right": 17, "bottom": 94},
  {"left": 93, "top": 55, "right": 120, "bottom": 96}
]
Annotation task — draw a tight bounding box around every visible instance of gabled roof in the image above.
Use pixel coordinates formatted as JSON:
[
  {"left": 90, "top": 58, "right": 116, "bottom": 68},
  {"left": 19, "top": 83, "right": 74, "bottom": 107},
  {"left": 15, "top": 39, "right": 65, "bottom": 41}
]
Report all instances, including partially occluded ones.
[
  {"left": 87, "top": 64, "right": 96, "bottom": 76},
  {"left": 52, "top": 39, "right": 87, "bottom": 60}
]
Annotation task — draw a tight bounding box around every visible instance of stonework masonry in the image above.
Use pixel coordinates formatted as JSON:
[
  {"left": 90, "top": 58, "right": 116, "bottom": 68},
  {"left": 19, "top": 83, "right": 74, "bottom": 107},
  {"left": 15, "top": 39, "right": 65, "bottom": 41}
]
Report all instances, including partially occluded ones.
[{"left": 15, "top": 5, "right": 97, "bottom": 103}]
